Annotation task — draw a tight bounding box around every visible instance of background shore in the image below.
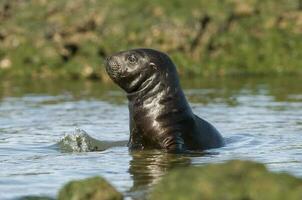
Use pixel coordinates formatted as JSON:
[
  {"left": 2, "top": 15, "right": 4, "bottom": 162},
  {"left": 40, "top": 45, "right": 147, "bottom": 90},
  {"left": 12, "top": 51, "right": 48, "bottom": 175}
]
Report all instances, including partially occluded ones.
[{"left": 1, "top": 0, "right": 302, "bottom": 80}]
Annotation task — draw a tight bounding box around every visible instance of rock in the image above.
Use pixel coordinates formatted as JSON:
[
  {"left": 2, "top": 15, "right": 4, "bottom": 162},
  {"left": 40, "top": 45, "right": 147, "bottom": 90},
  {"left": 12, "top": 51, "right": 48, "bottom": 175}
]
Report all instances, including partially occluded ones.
[
  {"left": 58, "top": 177, "right": 123, "bottom": 200},
  {"left": 233, "top": 2, "right": 255, "bottom": 17},
  {"left": 150, "top": 160, "right": 302, "bottom": 200},
  {"left": 0, "top": 58, "right": 11, "bottom": 69}
]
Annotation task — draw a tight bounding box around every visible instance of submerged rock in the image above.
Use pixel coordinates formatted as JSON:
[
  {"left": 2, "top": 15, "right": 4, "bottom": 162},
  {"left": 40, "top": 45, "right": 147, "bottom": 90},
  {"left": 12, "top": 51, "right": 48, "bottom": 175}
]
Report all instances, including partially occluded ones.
[
  {"left": 150, "top": 160, "right": 302, "bottom": 200},
  {"left": 58, "top": 177, "right": 123, "bottom": 200}
]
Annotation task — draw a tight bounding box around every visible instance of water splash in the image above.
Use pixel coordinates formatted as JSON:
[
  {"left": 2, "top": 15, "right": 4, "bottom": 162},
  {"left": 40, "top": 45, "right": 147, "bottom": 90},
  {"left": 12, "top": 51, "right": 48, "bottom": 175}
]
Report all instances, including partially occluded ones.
[{"left": 57, "top": 128, "right": 127, "bottom": 153}]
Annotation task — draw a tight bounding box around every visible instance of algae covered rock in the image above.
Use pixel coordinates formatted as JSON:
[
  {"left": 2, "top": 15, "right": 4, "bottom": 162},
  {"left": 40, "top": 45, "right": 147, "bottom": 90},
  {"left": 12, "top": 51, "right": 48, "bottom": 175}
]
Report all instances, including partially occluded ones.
[
  {"left": 150, "top": 160, "right": 302, "bottom": 200},
  {"left": 58, "top": 176, "right": 123, "bottom": 200}
]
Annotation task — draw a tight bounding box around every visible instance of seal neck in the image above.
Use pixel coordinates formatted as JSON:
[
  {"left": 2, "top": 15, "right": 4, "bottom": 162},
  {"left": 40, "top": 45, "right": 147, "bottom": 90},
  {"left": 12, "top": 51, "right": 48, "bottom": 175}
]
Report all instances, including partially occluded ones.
[{"left": 126, "top": 73, "right": 160, "bottom": 101}]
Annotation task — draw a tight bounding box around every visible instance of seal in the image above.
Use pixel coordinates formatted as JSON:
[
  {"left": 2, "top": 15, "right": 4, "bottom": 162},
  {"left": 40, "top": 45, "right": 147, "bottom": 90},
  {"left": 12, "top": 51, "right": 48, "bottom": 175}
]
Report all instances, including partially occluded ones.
[{"left": 105, "top": 48, "right": 224, "bottom": 152}]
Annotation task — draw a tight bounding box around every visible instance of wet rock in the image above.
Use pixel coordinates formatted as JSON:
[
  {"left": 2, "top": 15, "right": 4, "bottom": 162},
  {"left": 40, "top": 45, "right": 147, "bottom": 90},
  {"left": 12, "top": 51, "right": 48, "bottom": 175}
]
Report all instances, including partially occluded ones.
[
  {"left": 58, "top": 176, "right": 123, "bottom": 200},
  {"left": 150, "top": 160, "right": 302, "bottom": 200}
]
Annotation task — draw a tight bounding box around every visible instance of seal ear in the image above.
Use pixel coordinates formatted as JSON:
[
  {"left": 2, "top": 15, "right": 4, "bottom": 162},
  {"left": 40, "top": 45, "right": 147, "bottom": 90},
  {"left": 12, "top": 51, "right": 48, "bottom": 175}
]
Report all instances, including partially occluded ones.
[{"left": 149, "top": 62, "right": 157, "bottom": 70}]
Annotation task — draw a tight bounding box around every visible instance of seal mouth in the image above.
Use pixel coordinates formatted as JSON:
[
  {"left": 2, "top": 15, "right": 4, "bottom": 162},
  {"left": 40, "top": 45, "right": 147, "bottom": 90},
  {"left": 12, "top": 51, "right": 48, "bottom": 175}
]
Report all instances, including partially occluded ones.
[{"left": 105, "top": 56, "right": 116, "bottom": 68}]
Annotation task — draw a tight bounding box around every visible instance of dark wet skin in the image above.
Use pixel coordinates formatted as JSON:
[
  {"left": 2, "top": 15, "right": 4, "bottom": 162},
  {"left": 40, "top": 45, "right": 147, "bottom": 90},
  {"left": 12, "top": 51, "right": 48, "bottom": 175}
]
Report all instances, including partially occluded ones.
[{"left": 105, "top": 48, "right": 224, "bottom": 153}]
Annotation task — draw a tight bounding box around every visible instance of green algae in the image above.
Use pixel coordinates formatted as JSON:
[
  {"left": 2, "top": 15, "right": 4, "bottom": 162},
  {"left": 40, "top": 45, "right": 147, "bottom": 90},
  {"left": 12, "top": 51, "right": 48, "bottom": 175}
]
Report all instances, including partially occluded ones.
[{"left": 58, "top": 177, "right": 123, "bottom": 200}]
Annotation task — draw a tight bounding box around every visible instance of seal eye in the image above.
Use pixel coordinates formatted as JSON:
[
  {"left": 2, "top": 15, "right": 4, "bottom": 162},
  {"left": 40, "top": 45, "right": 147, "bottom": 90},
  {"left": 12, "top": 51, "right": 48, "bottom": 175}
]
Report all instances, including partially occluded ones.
[{"left": 127, "top": 54, "right": 138, "bottom": 64}]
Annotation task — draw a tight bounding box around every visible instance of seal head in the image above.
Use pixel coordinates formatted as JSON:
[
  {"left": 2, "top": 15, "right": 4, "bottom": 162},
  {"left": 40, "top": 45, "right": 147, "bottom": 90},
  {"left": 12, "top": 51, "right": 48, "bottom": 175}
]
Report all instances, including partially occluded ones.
[{"left": 105, "top": 49, "right": 176, "bottom": 93}]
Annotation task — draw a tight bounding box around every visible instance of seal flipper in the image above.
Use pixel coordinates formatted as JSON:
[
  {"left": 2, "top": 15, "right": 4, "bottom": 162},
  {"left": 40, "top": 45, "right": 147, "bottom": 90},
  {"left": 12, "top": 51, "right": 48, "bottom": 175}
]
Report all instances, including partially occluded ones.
[
  {"left": 194, "top": 114, "right": 225, "bottom": 148},
  {"left": 128, "top": 123, "right": 144, "bottom": 150},
  {"left": 128, "top": 107, "right": 143, "bottom": 150},
  {"left": 161, "top": 132, "right": 185, "bottom": 153}
]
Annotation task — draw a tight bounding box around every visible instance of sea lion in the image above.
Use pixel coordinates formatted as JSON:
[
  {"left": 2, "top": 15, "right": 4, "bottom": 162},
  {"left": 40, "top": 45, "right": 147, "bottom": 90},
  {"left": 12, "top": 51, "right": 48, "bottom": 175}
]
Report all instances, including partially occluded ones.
[{"left": 105, "top": 48, "right": 224, "bottom": 152}]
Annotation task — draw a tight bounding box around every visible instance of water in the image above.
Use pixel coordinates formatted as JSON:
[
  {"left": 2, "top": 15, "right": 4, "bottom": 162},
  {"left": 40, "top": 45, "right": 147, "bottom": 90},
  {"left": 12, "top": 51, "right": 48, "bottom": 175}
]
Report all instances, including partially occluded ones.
[{"left": 0, "top": 77, "right": 302, "bottom": 199}]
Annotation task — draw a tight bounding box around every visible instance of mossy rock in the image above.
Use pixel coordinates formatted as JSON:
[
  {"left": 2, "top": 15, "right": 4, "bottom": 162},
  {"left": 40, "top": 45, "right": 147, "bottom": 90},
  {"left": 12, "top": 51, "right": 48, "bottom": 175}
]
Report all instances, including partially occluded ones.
[
  {"left": 150, "top": 160, "right": 302, "bottom": 200},
  {"left": 58, "top": 177, "right": 123, "bottom": 200}
]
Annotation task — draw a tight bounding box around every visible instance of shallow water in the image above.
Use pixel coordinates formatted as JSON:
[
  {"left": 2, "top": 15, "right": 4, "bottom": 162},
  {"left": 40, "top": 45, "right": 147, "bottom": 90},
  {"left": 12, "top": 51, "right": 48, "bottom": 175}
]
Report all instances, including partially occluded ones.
[{"left": 0, "top": 77, "right": 302, "bottom": 199}]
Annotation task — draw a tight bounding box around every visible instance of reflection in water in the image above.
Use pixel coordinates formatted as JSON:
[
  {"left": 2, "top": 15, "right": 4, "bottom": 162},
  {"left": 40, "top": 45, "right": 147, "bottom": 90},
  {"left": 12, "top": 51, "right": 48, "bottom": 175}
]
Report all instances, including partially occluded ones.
[
  {"left": 1, "top": 76, "right": 302, "bottom": 104},
  {"left": 0, "top": 78, "right": 124, "bottom": 104},
  {"left": 128, "top": 150, "right": 192, "bottom": 199}
]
